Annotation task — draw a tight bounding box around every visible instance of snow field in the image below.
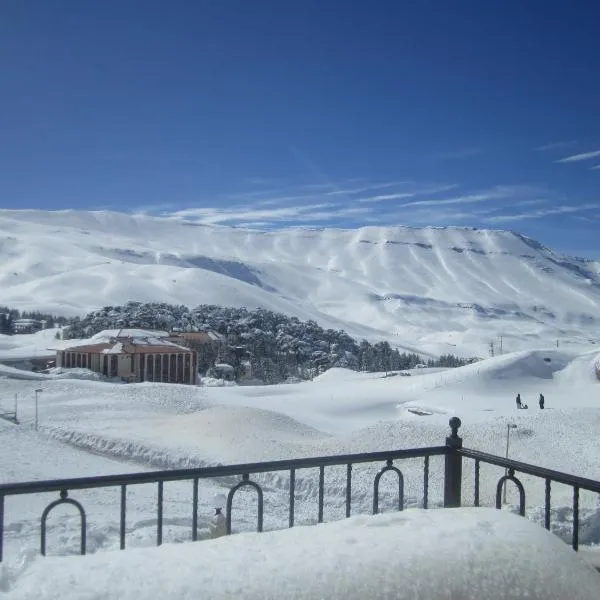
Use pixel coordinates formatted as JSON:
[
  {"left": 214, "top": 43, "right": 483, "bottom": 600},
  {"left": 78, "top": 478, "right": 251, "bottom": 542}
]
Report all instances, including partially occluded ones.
[{"left": 1, "top": 345, "right": 600, "bottom": 576}]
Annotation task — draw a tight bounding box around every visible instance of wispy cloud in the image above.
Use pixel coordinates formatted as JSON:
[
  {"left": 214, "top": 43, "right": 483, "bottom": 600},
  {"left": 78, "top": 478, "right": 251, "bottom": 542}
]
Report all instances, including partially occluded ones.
[
  {"left": 225, "top": 182, "right": 350, "bottom": 201},
  {"left": 484, "top": 203, "right": 599, "bottom": 223},
  {"left": 591, "top": 165, "right": 600, "bottom": 171},
  {"left": 395, "top": 185, "right": 535, "bottom": 209},
  {"left": 172, "top": 203, "right": 333, "bottom": 224},
  {"left": 515, "top": 199, "right": 547, "bottom": 207},
  {"left": 398, "top": 193, "right": 493, "bottom": 209},
  {"left": 161, "top": 178, "right": 572, "bottom": 233},
  {"left": 357, "top": 192, "right": 415, "bottom": 203},
  {"left": 357, "top": 184, "right": 459, "bottom": 203},
  {"left": 251, "top": 194, "right": 324, "bottom": 207},
  {"left": 557, "top": 150, "right": 600, "bottom": 163},
  {"left": 536, "top": 141, "right": 577, "bottom": 151},
  {"left": 324, "top": 181, "right": 411, "bottom": 196},
  {"left": 170, "top": 203, "right": 375, "bottom": 227}
]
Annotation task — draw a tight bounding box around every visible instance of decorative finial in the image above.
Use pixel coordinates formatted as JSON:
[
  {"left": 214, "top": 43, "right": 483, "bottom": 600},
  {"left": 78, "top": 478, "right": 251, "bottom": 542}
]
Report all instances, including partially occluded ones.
[{"left": 449, "top": 417, "right": 462, "bottom": 438}]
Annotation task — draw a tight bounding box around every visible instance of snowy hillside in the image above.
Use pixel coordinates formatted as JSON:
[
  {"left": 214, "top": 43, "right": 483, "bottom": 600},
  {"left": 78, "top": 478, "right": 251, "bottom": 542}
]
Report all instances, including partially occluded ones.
[{"left": 1, "top": 209, "right": 600, "bottom": 356}]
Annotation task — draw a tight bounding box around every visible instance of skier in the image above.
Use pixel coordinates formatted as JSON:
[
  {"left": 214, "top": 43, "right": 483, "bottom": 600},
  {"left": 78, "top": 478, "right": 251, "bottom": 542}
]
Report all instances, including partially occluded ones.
[
  {"left": 516, "top": 393, "right": 522, "bottom": 409},
  {"left": 539, "top": 393, "right": 545, "bottom": 410}
]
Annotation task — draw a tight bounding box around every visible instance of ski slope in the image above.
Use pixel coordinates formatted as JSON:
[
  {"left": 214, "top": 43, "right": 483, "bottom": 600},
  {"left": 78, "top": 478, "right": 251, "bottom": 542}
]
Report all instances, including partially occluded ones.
[{"left": 1, "top": 209, "right": 600, "bottom": 356}]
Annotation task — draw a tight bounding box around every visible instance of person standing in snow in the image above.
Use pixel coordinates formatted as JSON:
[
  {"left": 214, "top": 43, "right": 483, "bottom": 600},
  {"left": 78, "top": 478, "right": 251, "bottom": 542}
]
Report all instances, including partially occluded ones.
[
  {"left": 539, "top": 393, "right": 545, "bottom": 409},
  {"left": 516, "top": 393, "right": 522, "bottom": 409}
]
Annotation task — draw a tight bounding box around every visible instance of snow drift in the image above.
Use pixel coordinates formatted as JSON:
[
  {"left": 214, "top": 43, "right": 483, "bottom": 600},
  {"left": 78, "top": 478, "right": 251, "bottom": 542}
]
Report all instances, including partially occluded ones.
[{"left": 3, "top": 509, "right": 599, "bottom": 600}]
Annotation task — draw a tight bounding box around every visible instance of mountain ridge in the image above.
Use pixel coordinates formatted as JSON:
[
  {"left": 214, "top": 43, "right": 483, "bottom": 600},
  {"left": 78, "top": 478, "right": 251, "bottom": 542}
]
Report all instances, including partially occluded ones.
[{"left": 1, "top": 209, "right": 599, "bottom": 357}]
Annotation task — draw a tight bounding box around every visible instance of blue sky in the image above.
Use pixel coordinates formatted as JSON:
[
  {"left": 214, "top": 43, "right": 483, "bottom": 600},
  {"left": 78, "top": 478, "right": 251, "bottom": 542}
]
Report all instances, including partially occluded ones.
[{"left": 1, "top": 1, "right": 599, "bottom": 257}]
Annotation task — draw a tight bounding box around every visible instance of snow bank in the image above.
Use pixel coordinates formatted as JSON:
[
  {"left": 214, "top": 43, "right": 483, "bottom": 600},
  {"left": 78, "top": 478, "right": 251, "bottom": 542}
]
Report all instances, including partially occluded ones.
[
  {"left": 0, "top": 363, "right": 47, "bottom": 380},
  {"left": 200, "top": 376, "right": 237, "bottom": 387},
  {"left": 0, "top": 364, "right": 108, "bottom": 382},
  {"left": 312, "top": 367, "right": 368, "bottom": 382},
  {"left": 3, "top": 508, "right": 599, "bottom": 600},
  {"left": 0, "top": 328, "right": 60, "bottom": 361},
  {"left": 44, "top": 367, "right": 108, "bottom": 381}
]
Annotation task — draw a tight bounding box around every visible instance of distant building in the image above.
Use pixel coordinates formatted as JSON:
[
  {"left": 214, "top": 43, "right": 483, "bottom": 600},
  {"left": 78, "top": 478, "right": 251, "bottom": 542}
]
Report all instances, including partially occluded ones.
[
  {"left": 168, "top": 330, "right": 225, "bottom": 347},
  {"left": 0, "top": 313, "right": 11, "bottom": 335},
  {"left": 55, "top": 329, "right": 197, "bottom": 384},
  {"left": 167, "top": 330, "right": 226, "bottom": 374},
  {"left": 13, "top": 319, "right": 45, "bottom": 334}
]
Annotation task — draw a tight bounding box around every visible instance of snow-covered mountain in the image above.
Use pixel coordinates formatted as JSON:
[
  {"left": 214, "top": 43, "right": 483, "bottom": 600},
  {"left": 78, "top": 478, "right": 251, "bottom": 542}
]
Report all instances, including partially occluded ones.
[{"left": 1, "top": 209, "right": 599, "bottom": 357}]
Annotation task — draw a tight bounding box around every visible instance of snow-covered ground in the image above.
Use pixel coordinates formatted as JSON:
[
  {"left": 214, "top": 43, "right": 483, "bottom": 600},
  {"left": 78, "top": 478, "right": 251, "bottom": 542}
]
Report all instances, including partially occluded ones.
[
  {"left": 2, "top": 338, "right": 600, "bottom": 590},
  {"left": 1, "top": 209, "right": 600, "bottom": 357},
  {"left": 5, "top": 508, "right": 600, "bottom": 600},
  {"left": 0, "top": 328, "right": 65, "bottom": 362}
]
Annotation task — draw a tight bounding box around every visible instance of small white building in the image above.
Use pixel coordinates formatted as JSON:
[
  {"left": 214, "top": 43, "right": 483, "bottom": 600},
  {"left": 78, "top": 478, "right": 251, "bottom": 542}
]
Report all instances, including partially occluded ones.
[{"left": 13, "top": 319, "right": 45, "bottom": 334}]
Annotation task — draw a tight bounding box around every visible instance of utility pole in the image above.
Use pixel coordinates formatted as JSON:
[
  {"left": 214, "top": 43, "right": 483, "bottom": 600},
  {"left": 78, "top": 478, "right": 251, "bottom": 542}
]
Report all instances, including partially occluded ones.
[{"left": 489, "top": 341, "right": 495, "bottom": 357}]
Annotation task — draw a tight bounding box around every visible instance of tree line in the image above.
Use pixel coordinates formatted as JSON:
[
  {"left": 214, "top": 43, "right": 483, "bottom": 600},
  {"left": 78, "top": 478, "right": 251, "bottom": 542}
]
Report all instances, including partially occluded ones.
[
  {"left": 64, "top": 301, "right": 479, "bottom": 383},
  {"left": 0, "top": 307, "right": 69, "bottom": 334}
]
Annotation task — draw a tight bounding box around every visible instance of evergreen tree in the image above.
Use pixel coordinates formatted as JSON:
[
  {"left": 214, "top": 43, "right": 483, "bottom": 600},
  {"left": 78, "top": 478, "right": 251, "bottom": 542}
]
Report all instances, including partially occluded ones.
[
  {"left": 0, "top": 313, "right": 13, "bottom": 335},
  {"left": 62, "top": 301, "right": 473, "bottom": 384}
]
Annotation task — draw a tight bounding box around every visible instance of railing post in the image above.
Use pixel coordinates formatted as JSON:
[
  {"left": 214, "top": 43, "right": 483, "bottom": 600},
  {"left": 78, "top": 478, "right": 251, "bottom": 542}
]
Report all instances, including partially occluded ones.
[{"left": 444, "top": 417, "right": 463, "bottom": 508}]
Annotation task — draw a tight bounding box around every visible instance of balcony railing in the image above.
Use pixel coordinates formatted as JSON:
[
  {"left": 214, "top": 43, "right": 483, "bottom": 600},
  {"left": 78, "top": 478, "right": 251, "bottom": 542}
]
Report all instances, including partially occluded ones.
[{"left": 0, "top": 417, "right": 598, "bottom": 562}]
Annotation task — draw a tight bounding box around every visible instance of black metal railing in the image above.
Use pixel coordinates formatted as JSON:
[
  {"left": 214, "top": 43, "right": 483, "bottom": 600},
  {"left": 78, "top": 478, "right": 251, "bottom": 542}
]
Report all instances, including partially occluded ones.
[
  {"left": 1, "top": 416, "right": 599, "bottom": 561},
  {"left": 0, "top": 444, "right": 447, "bottom": 562},
  {"left": 458, "top": 446, "right": 600, "bottom": 550}
]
